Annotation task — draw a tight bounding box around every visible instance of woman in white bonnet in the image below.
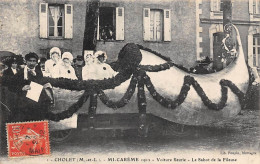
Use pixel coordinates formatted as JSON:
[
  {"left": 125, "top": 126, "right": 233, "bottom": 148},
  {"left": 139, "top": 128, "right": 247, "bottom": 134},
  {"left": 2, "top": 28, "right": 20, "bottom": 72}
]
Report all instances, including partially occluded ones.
[
  {"left": 45, "top": 47, "right": 62, "bottom": 77},
  {"left": 94, "top": 51, "right": 117, "bottom": 79},
  {"left": 82, "top": 51, "right": 116, "bottom": 80},
  {"left": 52, "top": 52, "right": 77, "bottom": 80}
]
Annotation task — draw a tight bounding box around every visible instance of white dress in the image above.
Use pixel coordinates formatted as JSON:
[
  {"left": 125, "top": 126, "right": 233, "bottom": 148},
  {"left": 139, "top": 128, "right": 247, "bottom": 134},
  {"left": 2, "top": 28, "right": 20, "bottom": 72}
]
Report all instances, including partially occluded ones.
[
  {"left": 45, "top": 59, "right": 62, "bottom": 77},
  {"left": 82, "top": 63, "right": 117, "bottom": 81},
  {"left": 52, "top": 64, "right": 77, "bottom": 80}
]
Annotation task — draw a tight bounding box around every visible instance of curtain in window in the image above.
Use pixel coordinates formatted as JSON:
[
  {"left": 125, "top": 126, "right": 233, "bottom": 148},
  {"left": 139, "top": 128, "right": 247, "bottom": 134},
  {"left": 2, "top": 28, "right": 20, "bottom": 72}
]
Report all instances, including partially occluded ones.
[{"left": 49, "top": 6, "right": 61, "bottom": 37}]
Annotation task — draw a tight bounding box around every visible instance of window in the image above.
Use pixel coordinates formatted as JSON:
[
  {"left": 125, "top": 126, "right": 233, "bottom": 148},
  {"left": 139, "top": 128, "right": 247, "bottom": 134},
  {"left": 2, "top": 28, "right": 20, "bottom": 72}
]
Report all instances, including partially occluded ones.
[
  {"left": 48, "top": 5, "right": 64, "bottom": 37},
  {"left": 97, "top": 7, "right": 124, "bottom": 41},
  {"left": 252, "top": 0, "right": 260, "bottom": 14},
  {"left": 143, "top": 8, "right": 171, "bottom": 42},
  {"left": 98, "top": 7, "right": 116, "bottom": 41},
  {"left": 210, "top": 0, "right": 236, "bottom": 19},
  {"left": 211, "top": 0, "right": 224, "bottom": 12},
  {"left": 210, "top": 0, "right": 224, "bottom": 19},
  {"left": 150, "top": 10, "right": 163, "bottom": 41},
  {"left": 39, "top": 3, "right": 73, "bottom": 39},
  {"left": 220, "top": 0, "right": 224, "bottom": 11},
  {"left": 253, "top": 34, "right": 260, "bottom": 67}
]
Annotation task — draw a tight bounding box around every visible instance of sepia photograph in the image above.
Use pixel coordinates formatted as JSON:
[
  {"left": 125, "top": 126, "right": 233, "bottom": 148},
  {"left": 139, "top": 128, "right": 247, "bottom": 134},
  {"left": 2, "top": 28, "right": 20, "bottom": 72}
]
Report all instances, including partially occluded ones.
[{"left": 0, "top": 0, "right": 259, "bottom": 163}]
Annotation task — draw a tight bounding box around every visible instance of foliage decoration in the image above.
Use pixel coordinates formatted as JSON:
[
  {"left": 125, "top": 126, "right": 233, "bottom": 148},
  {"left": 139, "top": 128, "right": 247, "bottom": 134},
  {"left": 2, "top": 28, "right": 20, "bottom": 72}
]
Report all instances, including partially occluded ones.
[
  {"left": 137, "top": 70, "right": 147, "bottom": 114},
  {"left": 45, "top": 91, "right": 90, "bottom": 121},
  {"left": 143, "top": 72, "right": 246, "bottom": 111},
  {"left": 98, "top": 74, "right": 138, "bottom": 109}
]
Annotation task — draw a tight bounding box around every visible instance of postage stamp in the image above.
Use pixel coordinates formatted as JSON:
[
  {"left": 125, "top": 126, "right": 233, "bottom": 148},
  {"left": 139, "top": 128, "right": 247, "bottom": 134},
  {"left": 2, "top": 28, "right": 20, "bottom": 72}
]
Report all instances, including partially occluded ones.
[{"left": 6, "top": 120, "right": 50, "bottom": 158}]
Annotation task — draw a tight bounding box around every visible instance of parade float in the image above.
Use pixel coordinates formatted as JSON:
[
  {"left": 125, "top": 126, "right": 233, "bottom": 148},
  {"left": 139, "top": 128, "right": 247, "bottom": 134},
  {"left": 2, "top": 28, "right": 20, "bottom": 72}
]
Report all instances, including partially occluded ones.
[
  {"left": 40, "top": 24, "right": 251, "bottom": 142},
  {"left": 0, "top": 24, "right": 254, "bottom": 143}
]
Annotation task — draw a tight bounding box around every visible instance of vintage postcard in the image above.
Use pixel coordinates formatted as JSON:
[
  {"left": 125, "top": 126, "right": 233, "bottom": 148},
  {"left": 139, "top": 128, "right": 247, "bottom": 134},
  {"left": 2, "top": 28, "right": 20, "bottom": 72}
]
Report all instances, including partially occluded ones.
[{"left": 0, "top": 0, "right": 259, "bottom": 164}]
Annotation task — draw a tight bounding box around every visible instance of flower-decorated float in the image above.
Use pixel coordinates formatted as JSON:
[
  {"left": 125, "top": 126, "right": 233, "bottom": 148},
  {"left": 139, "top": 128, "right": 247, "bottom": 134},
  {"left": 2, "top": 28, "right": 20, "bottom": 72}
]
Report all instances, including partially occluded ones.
[
  {"left": 0, "top": 25, "right": 253, "bottom": 142},
  {"left": 41, "top": 24, "right": 251, "bottom": 141}
]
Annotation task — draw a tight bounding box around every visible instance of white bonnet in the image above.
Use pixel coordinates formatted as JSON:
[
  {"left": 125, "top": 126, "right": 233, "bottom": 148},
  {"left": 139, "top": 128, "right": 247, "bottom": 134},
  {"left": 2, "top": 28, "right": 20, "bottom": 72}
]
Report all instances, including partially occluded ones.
[
  {"left": 62, "top": 52, "right": 73, "bottom": 62},
  {"left": 49, "top": 47, "right": 61, "bottom": 59},
  {"left": 94, "top": 51, "right": 107, "bottom": 62}
]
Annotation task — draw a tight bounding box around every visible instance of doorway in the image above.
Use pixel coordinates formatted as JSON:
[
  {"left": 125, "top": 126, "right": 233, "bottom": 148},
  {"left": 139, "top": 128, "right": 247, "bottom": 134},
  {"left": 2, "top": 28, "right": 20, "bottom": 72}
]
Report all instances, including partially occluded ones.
[{"left": 213, "top": 32, "right": 225, "bottom": 71}]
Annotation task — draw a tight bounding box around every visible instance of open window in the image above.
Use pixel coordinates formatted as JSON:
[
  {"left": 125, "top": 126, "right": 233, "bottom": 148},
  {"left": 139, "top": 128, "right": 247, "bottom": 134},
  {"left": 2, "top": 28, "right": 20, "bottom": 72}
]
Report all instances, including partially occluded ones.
[{"left": 97, "top": 7, "right": 124, "bottom": 41}]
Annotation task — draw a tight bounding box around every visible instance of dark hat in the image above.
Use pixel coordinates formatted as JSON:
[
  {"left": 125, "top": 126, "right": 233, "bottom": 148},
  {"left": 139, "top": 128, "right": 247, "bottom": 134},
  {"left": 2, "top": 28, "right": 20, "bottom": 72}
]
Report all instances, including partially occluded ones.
[
  {"left": 25, "top": 52, "right": 39, "bottom": 61},
  {"left": 76, "top": 55, "right": 83, "bottom": 61},
  {"left": 2, "top": 56, "right": 17, "bottom": 67},
  {"left": 40, "top": 57, "right": 47, "bottom": 63}
]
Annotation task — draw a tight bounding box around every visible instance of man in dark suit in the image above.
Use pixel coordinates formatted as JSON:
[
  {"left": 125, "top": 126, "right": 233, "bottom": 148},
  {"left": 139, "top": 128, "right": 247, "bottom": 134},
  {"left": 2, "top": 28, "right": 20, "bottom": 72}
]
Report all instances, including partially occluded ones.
[
  {"left": 8, "top": 52, "right": 52, "bottom": 122},
  {"left": 73, "top": 55, "right": 84, "bottom": 80}
]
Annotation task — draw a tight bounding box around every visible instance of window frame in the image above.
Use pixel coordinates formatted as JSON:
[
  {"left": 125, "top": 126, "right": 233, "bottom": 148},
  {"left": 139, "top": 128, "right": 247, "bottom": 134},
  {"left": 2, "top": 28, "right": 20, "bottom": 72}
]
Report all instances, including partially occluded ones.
[
  {"left": 210, "top": 0, "right": 234, "bottom": 19},
  {"left": 39, "top": 3, "right": 73, "bottom": 39},
  {"left": 97, "top": 7, "right": 116, "bottom": 42},
  {"left": 253, "top": 0, "right": 260, "bottom": 14},
  {"left": 143, "top": 8, "right": 171, "bottom": 42},
  {"left": 253, "top": 34, "right": 260, "bottom": 67},
  {"left": 48, "top": 4, "right": 65, "bottom": 38},
  {"left": 250, "top": 0, "right": 260, "bottom": 21},
  {"left": 97, "top": 6, "right": 124, "bottom": 42},
  {"left": 149, "top": 9, "right": 164, "bottom": 42}
]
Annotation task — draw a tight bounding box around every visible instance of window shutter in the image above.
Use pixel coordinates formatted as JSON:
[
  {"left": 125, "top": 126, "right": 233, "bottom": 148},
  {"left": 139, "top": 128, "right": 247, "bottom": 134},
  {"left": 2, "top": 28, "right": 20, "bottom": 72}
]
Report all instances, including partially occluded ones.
[
  {"left": 116, "top": 7, "right": 124, "bottom": 40},
  {"left": 65, "top": 4, "right": 73, "bottom": 39},
  {"left": 249, "top": 0, "right": 253, "bottom": 14},
  {"left": 211, "top": 0, "right": 218, "bottom": 11},
  {"left": 39, "top": 3, "right": 48, "bottom": 38},
  {"left": 164, "top": 9, "right": 171, "bottom": 41},
  {"left": 143, "top": 8, "right": 150, "bottom": 41}
]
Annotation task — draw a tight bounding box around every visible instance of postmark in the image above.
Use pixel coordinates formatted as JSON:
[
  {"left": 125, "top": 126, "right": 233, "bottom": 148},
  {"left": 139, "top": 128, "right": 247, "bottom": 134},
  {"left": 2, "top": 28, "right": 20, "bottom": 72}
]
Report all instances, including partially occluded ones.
[{"left": 6, "top": 120, "right": 50, "bottom": 158}]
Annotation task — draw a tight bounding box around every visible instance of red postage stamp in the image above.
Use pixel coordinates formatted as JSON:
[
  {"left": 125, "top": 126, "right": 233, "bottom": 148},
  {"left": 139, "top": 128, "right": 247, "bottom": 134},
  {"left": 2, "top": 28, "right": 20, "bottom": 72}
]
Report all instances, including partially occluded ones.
[{"left": 6, "top": 121, "right": 50, "bottom": 158}]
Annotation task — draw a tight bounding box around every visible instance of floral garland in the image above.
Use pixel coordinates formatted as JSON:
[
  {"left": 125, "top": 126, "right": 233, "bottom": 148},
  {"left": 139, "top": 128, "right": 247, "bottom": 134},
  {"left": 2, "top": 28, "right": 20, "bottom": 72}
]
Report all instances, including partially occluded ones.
[
  {"left": 98, "top": 74, "right": 138, "bottom": 109},
  {"left": 142, "top": 72, "right": 245, "bottom": 111},
  {"left": 136, "top": 70, "right": 148, "bottom": 137},
  {"left": 140, "top": 62, "right": 174, "bottom": 72},
  {"left": 45, "top": 91, "right": 90, "bottom": 121},
  {"left": 37, "top": 72, "right": 131, "bottom": 91},
  {"left": 137, "top": 70, "right": 147, "bottom": 114}
]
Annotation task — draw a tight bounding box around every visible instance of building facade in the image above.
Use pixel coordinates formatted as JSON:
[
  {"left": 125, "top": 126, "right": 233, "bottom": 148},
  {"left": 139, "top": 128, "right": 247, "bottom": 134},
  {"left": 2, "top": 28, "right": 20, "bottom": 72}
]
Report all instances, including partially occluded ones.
[{"left": 0, "top": 0, "right": 259, "bottom": 71}]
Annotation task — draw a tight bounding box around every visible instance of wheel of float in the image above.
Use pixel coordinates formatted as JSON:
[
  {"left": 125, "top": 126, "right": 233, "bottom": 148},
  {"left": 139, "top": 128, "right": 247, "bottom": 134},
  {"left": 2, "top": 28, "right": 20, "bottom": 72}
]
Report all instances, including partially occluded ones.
[
  {"left": 50, "top": 129, "right": 75, "bottom": 143},
  {"left": 164, "top": 123, "right": 194, "bottom": 137}
]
